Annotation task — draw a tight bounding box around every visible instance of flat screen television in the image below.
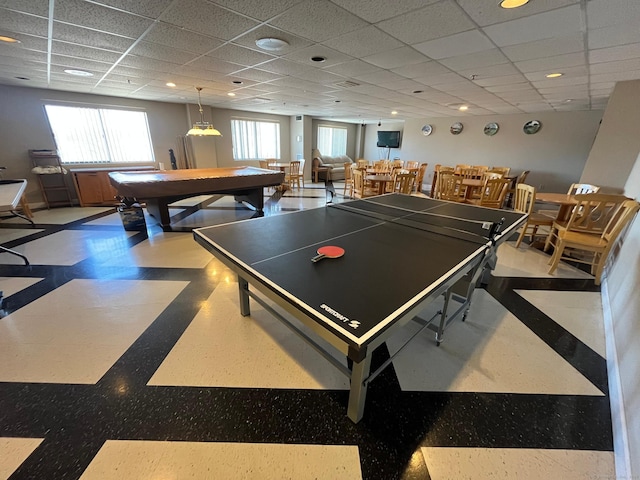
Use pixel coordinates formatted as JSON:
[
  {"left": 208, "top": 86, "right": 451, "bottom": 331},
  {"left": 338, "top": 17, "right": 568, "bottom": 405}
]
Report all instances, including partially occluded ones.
[{"left": 377, "top": 131, "right": 401, "bottom": 148}]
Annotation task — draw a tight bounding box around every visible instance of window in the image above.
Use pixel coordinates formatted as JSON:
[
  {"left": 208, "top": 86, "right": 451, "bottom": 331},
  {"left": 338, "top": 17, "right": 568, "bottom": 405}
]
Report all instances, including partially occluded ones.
[
  {"left": 44, "top": 104, "right": 155, "bottom": 164},
  {"left": 317, "top": 125, "right": 347, "bottom": 157},
  {"left": 231, "top": 118, "right": 280, "bottom": 160}
]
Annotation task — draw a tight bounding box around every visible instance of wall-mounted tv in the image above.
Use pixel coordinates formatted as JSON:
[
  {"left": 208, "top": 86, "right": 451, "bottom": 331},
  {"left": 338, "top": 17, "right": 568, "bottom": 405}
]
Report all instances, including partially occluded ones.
[{"left": 377, "top": 130, "right": 401, "bottom": 148}]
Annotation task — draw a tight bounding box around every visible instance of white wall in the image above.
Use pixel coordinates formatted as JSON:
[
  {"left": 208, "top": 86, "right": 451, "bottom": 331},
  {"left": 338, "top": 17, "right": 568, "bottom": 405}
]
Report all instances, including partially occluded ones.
[
  {"left": 581, "top": 80, "right": 640, "bottom": 191},
  {"left": 364, "top": 112, "right": 603, "bottom": 193},
  {"left": 0, "top": 84, "right": 188, "bottom": 204},
  {"left": 590, "top": 81, "right": 640, "bottom": 479}
]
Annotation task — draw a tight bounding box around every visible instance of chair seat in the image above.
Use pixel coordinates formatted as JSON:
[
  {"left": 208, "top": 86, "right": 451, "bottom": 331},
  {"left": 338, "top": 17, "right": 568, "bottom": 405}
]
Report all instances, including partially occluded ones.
[
  {"left": 560, "top": 230, "right": 609, "bottom": 248},
  {"left": 529, "top": 212, "right": 554, "bottom": 225}
]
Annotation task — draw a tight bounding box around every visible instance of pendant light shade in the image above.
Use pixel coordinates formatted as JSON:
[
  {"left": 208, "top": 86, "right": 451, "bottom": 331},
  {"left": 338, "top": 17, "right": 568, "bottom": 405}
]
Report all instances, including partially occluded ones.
[{"left": 186, "top": 87, "right": 222, "bottom": 136}]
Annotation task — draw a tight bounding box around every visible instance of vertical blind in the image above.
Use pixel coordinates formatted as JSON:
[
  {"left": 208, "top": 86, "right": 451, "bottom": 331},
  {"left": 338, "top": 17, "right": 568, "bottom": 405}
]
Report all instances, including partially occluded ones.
[
  {"left": 317, "top": 125, "right": 347, "bottom": 157},
  {"left": 44, "top": 105, "right": 155, "bottom": 164},
  {"left": 231, "top": 119, "right": 280, "bottom": 160}
]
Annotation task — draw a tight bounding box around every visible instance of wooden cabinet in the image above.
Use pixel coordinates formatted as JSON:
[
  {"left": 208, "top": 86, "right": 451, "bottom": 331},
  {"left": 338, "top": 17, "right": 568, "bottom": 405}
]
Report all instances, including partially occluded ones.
[
  {"left": 71, "top": 168, "right": 154, "bottom": 207},
  {"left": 72, "top": 171, "right": 118, "bottom": 206}
]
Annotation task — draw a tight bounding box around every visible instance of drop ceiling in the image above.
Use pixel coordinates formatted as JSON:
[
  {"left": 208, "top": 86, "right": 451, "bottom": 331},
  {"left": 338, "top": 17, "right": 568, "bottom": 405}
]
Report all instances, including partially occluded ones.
[{"left": 0, "top": 0, "right": 639, "bottom": 123}]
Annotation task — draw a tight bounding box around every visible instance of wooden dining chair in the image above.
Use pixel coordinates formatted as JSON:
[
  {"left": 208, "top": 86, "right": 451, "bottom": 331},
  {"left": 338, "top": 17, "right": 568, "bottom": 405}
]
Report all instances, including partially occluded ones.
[
  {"left": 352, "top": 168, "right": 376, "bottom": 198},
  {"left": 356, "top": 159, "right": 369, "bottom": 169},
  {"left": 393, "top": 173, "right": 415, "bottom": 194},
  {"left": 513, "top": 184, "right": 554, "bottom": 248},
  {"left": 414, "top": 163, "right": 428, "bottom": 193},
  {"left": 404, "top": 160, "right": 419, "bottom": 170},
  {"left": 568, "top": 183, "right": 600, "bottom": 195},
  {"left": 544, "top": 193, "right": 628, "bottom": 253},
  {"left": 548, "top": 198, "right": 639, "bottom": 284},
  {"left": 490, "top": 166, "right": 511, "bottom": 177},
  {"left": 285, "top": 160, "right": 303, "bottom": 190},
  {"left": 436, "top": 173, "right": 465, "bottom": 202},
  {"left": 343, "top": 162, "right": 354, "bottom": 197},
  {"left": 466, "top": 177, "right": 510, "bottom": 208},
  {"left": 505, "top": 170, "right": 530, "bottom": 208}
]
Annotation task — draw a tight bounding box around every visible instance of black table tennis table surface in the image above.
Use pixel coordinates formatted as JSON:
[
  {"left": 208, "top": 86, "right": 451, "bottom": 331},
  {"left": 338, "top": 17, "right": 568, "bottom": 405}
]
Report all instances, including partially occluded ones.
[{"left": 194, "top": 194, "right": 526, "bottom": 353}]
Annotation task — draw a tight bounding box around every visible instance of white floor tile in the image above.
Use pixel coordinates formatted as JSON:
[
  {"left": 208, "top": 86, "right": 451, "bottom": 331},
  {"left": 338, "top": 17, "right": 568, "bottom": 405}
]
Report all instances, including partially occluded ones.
[
  {"left": 107, "top": 232, "right": 214, "bottom": 268},
  {"left": 387, "top": 290, "right": 604, "bottom": 395},
  {"left": 80, "top": 440, "right": 362, "bottom": 480},
  {"left": 0, "top": 228, "right": 44, "bottom": 244},
  {"left": 149, "top": 281, "right": 350, "bottom": 390},
  {"left": 0, "top": 277, "right": 43, "bottom": 297},
  {"left": 516, "top": 290, "right": 606, "bottom": 357},
  {"left": 421, "top": 447, "right": 614, "bottom": 480},
  {"left": 0, "top": 230, "right": 133, "bottom": 266},
  {"left": 0, "top": 437, "right": 43, "bottom": 479},
  {"left": 0, "top": 279, "right": 188, "bottom": 383},
  {"left": 495, "top": 242, "right": 593, "bottom": 279}
]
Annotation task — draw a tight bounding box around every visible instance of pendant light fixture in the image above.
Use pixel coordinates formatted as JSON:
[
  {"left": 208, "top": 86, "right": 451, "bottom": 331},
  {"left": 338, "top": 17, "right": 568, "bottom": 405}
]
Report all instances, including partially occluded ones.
[{"left": 186, "top": 87, "right": 221, "bottom": 136}]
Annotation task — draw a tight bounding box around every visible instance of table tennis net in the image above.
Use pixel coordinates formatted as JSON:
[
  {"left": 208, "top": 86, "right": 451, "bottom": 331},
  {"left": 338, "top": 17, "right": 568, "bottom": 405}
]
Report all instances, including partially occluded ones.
[{"left": 330, "top": 199, "right": 504, "bottom": 245}]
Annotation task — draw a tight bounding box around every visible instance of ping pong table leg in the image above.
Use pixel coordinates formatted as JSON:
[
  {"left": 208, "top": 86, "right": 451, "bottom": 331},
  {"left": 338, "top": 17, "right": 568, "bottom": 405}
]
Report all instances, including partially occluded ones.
[
  {"left": 238, "top": 276, "right": 250, "bottom": 316},
  {"left": 347, "top": 354, "right": 372, "bottom": 423},
  {"left": 435, "top": 289, "right": 452, "bottom": 346}
]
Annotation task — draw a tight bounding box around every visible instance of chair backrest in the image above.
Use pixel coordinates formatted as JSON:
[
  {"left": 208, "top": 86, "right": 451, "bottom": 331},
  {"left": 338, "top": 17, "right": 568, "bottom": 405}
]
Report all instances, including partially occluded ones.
[
  {"left": 344, "top": 162, "right": 353, "bottom": 181},
  {"left": 405, "top": 160, "right": 419, "bottom": 170},
  {"left": 374, "top": 160, "right": 391, "bottom": 172},
  {"left": 514, "top": 183, "right": 536, "bottom": 215},
  {"left": 565, "top": 194, "right": 628, "bottom": 235},
  {"left": 392, "top": 159, "right": 403, "bottom": 168},
  {"left": 289, "top": 160, "right": 301, "bottom": 175},
  {"left": 482, "top": 171, "right": 504, "bottom": 182},
  {"left": 490, "top": 166, "right": 511, "bottom": 177},
  {"left": 568, "top": 183, "right": 599, "bottom": 195},
  {"left": 416, "top": 163, "right": 428, "bottom": 187},
  {"left": 258, "top": 160, "right": 269, "bottom": 169},
  {"left": 437, "top": 173, "right": 465, "bottom": 201},
  {"left": 356, "top": 159, "right": 369, "bottom": 169},
  {"left": 459, "top": 167, "right": 481, "bottom": 179},
  {"left": 602, "top": 199, "right": 640, "bottom": 245},
  {"left": 478, "top": 177, "right": 511, "bottom": 208},
  {"left": 455, "top": 164, "right": 472, "bottom": 173},
  {"left": 516, "top": 170, "right": 530, "bottom": 184},
  {"left": 394, "top": 173, "right": 415, "bottom": 194},
  {"left": 473, "top": 165, "right": 489, "bottom": 173}
]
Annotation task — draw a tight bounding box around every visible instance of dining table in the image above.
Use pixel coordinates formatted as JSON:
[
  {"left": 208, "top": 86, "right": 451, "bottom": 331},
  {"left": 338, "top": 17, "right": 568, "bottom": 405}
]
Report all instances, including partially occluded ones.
[
  {"left": 535, "top": 192, "right": 578, "bottom": 222},
  {"left": 267, "top": 162, "right": 291, "bottom": 191},
  {"left": 365, "top": 174, "right": 394, "bottom": 195}
]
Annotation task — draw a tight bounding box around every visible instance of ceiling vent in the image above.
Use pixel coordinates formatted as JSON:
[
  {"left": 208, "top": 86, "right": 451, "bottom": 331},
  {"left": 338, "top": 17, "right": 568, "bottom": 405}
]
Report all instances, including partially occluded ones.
[{"left": 334, "top": 80, "right": 360, "bottom": 88}]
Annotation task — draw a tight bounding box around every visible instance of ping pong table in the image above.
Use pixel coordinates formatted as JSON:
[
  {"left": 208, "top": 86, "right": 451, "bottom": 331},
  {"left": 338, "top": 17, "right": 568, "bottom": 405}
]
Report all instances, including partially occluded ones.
[{"left": 194, "top": 193, "right": 527, "bottom": 422}]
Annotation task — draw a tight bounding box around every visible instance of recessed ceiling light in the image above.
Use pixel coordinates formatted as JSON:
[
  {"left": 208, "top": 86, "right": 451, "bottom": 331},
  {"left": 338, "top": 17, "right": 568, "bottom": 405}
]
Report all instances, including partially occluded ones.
[
  {"left": 255, "top": 37, "right": 289, "bottom": 51},
  {"left": 227, "top": 92, "right": 236, "bottom": 97},
  {"left": 64, "top": 69, "right": 93, "bottom": 77},
  {"left": 458, "top": 105, "right": 469, "bottom": 111},
  {"left": 499, "top": 0, "right": 530, "bottom": 8},
  {"left": 546, "top": 72, "right": 563, "bottom": 78},
  {"left": 391, "top": 111, "right": 398, "bottom": 115},
  {"left": 0, "top": 36, "right": 20, "bottom": 43},
  {"left": 311, "top": 56, "right": 326, "bottom": 62},
  {"left": 166, "top": 82, "right": 176, "bottom": 87}
]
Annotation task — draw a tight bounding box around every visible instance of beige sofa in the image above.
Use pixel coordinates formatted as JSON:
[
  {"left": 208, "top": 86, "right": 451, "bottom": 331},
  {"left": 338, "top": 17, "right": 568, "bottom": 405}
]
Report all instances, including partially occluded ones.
[{"left": 312, "top": 150, "right": 353, "bottom": 182}]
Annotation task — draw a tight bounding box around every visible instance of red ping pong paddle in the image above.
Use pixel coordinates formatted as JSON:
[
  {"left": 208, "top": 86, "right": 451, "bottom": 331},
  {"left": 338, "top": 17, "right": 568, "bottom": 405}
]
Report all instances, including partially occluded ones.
[{"left": 311, "top": 245, "right": 345, "bottom": 263}]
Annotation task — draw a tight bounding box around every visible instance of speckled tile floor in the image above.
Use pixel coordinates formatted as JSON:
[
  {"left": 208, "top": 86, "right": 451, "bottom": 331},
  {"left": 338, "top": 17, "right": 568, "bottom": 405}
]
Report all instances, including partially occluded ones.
[{"left": 0, "top": 183, "right": 615, "bottom": 479}]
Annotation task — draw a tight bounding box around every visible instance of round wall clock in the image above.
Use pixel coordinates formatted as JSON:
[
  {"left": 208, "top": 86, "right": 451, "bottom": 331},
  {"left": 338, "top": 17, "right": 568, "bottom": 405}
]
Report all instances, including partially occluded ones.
[
  {"left": 450, "top": 122, "right": 463, "bottom": 135},
  {"left": 523, "top": 120, "right": 542, "bottom": 134},
  {"left": 421, "top": 124, "right": 433, "bottom": 136},
  {"left": 484, "top": 122, "right": 499, "bottom": 136}
]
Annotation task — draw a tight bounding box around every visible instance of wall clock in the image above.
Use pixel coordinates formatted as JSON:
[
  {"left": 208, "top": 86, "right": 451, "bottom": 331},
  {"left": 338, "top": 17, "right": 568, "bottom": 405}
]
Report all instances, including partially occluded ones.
[
  {"left": 484, "top": 122, "right": 499, "bottom": 136},
  {"left": 450, "top": 122, "right": 463, "bottom": 135},
  {"left": 421, "top": 124, "right": 433, "bottom": 136},
  {"left": 523, "top": 120, "right": 542, "bottom": 134}
]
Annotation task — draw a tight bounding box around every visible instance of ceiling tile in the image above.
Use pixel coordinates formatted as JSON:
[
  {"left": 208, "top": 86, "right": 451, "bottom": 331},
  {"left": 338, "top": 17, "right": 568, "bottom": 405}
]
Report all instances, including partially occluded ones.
[
  {"left": 474, "top": 73, "right": 529, "bottom": 87},
  {"left": 391, "top": 61, "right": 451, "bottom": 79},
  {"left": 377, "top": 2, "right": 475, "bottom": 46},
  {"left": 207, "top": 44, "right": 276, "bottom": 67},
  {"left": 590, "top": 58, "right": 640, "bottom": 75},
  {"left": 283, "top": 44, "right": 353, "bottom": 68},
  {"left": 52, "top": 23, "right": 136, "bottom": 51},
  {"left": 0, "top": 9, "right": 49, "bottom": 37},
  {"left": 92, "top": 0, "right": 174, "bottom": 18},
  {"left": 54, "top": 0, "right": 154, "bottom": 38},
  {"left": 457, "top": 0, "right": 579, "bottom": 27},
  {"left": 501, "top": 33, "right": 585, "bottom": 62},
  {"left": 438, "top": 49, "right": 510, "bottom": 71},
  {"left": 144, "top": 24, "right": 225, "bottom": 55},
  {"left": 413, "top": 30, "right": 495, "bottom": 60},
  {"left": 161, "top": 0, "right": 259, "bottom": 40},
  {"left": 590, "top": 43, "right": 640, "bottom": 64},
  {"left": 587, "top": 0, "right": 640, "bottom": 29},
  {"left": 209, "top": 0, "right": 303, "bottom": 21},
  {"left": 130, "top": 41, "right": 201, "bottom": 65},
  {"left": 52, "top": 42, "right": 123, "bottom": 64},
  {"left": 322, "top": 26, "right": 403, "bottom": 58},
  {"left": 323, "top": 59, "right": 380, "bottom": 77},
  {"left": 588, "top": 23, "right": 640, "bottom": 50},
  {"left": 515, "top": 52, "right": 586, "bottom": 73},
  {"left": 362, "top": 47, "right": 427, "bottom": 70},
  {"left": 329, "top": 0, "right": 437, "bottom": 23},
  {"left": 352, "top": 69, "right": 406, "bottom": 85},
  {"left": 270, "top": 0, "right": 368, "bottom": 43},
  {"left": 484, "top": 5, "right": 582, "bottom": 47}
]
